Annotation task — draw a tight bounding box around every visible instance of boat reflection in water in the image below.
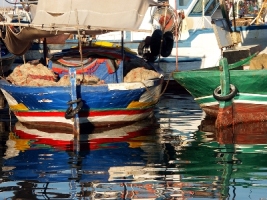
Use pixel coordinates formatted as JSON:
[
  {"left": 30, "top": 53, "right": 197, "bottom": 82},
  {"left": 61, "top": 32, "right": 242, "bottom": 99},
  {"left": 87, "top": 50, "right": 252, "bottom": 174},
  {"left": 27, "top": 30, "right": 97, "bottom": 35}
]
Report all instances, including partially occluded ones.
[
  {"left": 2, "top": 110, "right": 267, "bottom": 199},
  {"left": 191, "top": 119, "right": 267, "bottom": 199},
  {"left": 2, "top": 118, "right": 167, "bottom": 199}
]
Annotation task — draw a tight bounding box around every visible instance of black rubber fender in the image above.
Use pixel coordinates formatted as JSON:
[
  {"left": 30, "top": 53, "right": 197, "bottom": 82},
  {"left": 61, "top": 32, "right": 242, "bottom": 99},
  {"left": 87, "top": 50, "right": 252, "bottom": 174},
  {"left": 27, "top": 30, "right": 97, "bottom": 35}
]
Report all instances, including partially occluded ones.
[
  {"left": 65, "top": 98, "right": 84, "bottom": 119},
  {"left": 137, "top": 40, "right": 146, "bottom": 56},
  {"left": 161, "top": 31, "right": 174, "bottom": 57},
  {"left": 150, "top": 29, "right": 163, "bottom": 56},
  {"left": 213, "top": 84, "right": 238, "bottom": 101}
]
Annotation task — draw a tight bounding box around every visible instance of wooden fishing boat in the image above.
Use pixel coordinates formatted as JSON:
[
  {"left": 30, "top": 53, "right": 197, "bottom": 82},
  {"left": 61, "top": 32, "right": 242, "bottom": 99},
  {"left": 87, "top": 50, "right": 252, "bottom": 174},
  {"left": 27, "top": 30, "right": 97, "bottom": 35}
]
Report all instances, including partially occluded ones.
[
  {"left": 0, "top": 48, "right": 163, "bottom": 128},
  {"left": 172, "top": 51, "right": 267, "bottom": 127},
  {"left": 0, "top": 0, "right": 165, "bottom": 130},
  {"left": 172, "top": 12, "right": 267, "bottom": 128}
]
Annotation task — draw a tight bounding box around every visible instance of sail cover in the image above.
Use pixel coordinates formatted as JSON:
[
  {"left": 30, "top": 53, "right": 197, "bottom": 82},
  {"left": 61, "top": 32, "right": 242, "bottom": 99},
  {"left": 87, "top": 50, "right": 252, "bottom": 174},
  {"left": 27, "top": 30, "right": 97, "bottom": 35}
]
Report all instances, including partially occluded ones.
[
  {"left": 31, "top": 0, "right": 159, "bottom": 31},
  {"left": 0, "top": 0, "right": 159, "bottom": 56}
]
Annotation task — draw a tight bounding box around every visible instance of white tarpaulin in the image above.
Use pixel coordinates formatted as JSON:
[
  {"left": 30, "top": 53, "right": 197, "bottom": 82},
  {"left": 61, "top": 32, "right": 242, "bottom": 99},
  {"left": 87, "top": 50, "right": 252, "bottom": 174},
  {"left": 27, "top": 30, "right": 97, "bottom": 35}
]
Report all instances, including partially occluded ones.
[
  {"left": 31, "top": 0, "right": 159, "bottom": 31},
  {"left": 0, "top": 0, "right": 159, "bottom": 55}
]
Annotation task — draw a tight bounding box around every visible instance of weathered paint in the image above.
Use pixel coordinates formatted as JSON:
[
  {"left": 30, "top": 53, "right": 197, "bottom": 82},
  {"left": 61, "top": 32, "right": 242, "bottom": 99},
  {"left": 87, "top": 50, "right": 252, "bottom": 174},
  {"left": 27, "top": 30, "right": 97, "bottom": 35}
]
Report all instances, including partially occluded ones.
[
  {"left": 173, "top": 64, "right": 267, "bottom": 127},
  {"left": 9, "top": 103, "right": 29, "bottom": 110},
  {"left": 0, "top": 77, "right": 162, "bottom": 127},
  {"left": 13, "top": 108, "right": 154, "bottom": 127},
  {"left": 216, "top": 58, "right": 233, "bottom": 127},
  {"left": 13, "top": 119, "right": 153, "bottom": 151},
  {"left": 200, "top": 118, "right": 267, "bottom": 145},
  {"left": 127, "top": 101, "right": 157, "bottom": 108}
]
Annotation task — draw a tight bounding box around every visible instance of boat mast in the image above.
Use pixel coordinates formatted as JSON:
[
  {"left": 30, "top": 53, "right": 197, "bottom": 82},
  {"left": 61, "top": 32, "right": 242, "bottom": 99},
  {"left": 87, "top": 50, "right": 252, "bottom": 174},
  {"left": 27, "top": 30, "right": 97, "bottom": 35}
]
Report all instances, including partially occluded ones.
[
  {"left": 121, "top": 30, "right": 124, "bottom": 72},
  {"left": 42, "top": 38, "right": 47, "bottom": 66},
  {"left": 219, "top": 0, "right": 233, "bottom": 32}
]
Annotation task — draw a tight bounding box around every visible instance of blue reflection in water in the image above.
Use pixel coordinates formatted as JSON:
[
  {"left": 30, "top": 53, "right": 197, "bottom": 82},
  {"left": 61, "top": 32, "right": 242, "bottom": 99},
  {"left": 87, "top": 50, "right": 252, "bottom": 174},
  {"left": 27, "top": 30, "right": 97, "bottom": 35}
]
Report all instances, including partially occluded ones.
[{"left": 0, "top": 91, "right": 267, "bottom": 199}]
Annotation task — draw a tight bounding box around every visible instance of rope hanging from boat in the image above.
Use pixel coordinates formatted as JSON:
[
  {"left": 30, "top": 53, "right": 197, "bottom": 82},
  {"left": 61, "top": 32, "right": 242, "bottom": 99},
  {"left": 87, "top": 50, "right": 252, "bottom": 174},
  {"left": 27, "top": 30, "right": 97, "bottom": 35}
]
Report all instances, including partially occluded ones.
[
  {"left": 75, "top": 9, "right": 85, "bottom": 82},
  {"left": 0, "top": 45, "right": 3, "bottom": 77},
  {"left": 156, "top": 5, "right": 168, "bottom": 67}
]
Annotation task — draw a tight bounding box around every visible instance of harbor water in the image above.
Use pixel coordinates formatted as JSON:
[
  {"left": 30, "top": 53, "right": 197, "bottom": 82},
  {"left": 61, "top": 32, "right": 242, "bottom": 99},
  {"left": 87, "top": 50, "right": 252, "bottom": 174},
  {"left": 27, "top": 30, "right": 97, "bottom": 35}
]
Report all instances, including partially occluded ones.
[{"left": 0, "top": 84, "right": 267, "bottom": 199}]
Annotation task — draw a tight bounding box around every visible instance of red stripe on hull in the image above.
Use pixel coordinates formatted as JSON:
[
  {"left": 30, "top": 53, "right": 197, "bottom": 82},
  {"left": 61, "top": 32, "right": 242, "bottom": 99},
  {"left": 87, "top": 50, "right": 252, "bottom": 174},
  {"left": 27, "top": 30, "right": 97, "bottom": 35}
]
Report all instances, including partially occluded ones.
[
  {"left": 200, "top": 119, "right": 267, "bottom": 144},
  {"left": 202, "top": 103, "right": 267, "bottom": 126},
  {"left": 14, "top": 108, "right": 154, "bottom": 117},
  {"left": 12, "top": 108, "right": 154, "bottom": 128},
  {"left": 14, "top": 124, "right": 151, "bottom": 151}
]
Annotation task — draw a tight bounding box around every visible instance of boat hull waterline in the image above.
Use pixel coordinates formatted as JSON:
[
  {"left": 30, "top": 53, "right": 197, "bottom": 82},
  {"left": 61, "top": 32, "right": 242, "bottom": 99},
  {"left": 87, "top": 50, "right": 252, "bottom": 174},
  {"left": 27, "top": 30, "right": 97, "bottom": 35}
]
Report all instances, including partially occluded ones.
[
  {"left": 0, "top": 78, "right": 163, "bottom": 127},
  {"left": 172, "top": 68, "right": 267, "bottom": 125}
]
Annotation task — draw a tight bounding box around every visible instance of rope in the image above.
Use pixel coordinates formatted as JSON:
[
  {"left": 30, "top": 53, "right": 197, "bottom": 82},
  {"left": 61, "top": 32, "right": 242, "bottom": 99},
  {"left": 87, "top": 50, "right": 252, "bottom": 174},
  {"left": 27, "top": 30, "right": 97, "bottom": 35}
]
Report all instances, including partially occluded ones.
[
  {"left": 250, "top": 0, "right": 267, "bottom": 25},
  {"left": 156, "top": 6, "right": 169, "bottom": 68},
  {"left": 75, "top": 8, "right": 85, "bottom": 82},
  {"left": 0, "top": 45, "right": 3, "bottom": 77},
  {"left": 160, "top": 72, "right": 173, "bottom": 97},
  {"left": 139, "top": 71, "right": 173, "bottom": 101},
  {"left": 174, "top": 0, "right": 179, "bottom": 72}
]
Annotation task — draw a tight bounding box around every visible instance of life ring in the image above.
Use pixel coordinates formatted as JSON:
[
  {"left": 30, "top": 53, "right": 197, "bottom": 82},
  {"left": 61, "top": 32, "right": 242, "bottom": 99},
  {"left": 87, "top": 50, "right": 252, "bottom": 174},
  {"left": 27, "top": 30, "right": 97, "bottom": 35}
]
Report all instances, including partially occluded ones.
[
  {"left": 213, "top": 84, "right": 238, "bottom": 101},
  {"left": 161, "top": 31, "right": 174, "bottom": 57},
  {"left": 65, "top": 98, "right": 84, "bottom": 119}
]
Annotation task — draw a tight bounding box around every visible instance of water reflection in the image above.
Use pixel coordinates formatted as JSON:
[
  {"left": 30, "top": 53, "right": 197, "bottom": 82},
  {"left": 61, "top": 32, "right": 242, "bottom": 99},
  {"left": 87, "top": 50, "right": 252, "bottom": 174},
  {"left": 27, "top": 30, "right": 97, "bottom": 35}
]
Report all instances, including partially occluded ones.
[
  {"left": 1, "top": 118, "right": 165, "bottom": 199},
  {"left": 0, "top": 92, "right": 267, "bottom": 199},
  {"left": 185, "top": 119, "right": 267, "bottom": 199}
]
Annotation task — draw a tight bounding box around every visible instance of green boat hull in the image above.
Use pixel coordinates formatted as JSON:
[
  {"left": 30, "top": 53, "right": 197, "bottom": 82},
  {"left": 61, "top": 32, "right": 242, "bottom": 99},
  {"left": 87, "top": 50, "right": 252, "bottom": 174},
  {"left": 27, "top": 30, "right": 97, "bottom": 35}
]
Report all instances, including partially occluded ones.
[{"left": 173, "top": 68, "right": 267, "bottom": 123}]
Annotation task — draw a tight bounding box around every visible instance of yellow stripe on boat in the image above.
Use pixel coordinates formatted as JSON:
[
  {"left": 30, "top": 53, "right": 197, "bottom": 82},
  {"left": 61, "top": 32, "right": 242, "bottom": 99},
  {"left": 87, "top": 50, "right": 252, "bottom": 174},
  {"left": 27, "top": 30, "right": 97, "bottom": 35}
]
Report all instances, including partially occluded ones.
[
  {"left": 127, "top": 101, "right": 155, "bottom": 108},
  {"left": 94, "top": 41, "right": 137, "bottom": 55},
  {"left": 9, "top": 132, "right": 31, "bottom": 151},
  {"left": 10, "top": 103, "right": 29, "bottom": 111}
]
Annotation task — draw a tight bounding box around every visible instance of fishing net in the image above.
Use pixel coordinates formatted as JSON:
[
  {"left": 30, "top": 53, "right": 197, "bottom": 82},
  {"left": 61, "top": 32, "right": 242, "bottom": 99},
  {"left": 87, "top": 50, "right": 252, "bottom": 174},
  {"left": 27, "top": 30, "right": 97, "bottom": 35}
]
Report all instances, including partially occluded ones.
[
  {"left": 7, "top": 63, "right": 160, "bottom": 86},
  {"left": 7, "top": 63, "right": 57, "bottom": 86},
  {"left": 6, "top": 63, "right": 102, "bottom": 86},
  {"left": 57, "top": 74, "right": 103, "bottom": 86},
  {"left": 124, "top": 67, "right": 160, "bottom": 83}
]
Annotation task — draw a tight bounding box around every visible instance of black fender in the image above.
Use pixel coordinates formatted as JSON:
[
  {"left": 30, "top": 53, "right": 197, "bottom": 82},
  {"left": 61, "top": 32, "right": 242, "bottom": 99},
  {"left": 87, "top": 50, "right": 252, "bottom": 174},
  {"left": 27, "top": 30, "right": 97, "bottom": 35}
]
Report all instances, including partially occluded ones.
[
  {"left": 213, "top": 84, "right": 238, "bottom": 101},
  {"left": 161, "top": 31, "right": 174, "bottom": 57},
  {"left": 150, "top": 29, "right": 163, "bottom": 56},
  {"left": 65, "top": 98, "right": 84, "bottom": 119}
]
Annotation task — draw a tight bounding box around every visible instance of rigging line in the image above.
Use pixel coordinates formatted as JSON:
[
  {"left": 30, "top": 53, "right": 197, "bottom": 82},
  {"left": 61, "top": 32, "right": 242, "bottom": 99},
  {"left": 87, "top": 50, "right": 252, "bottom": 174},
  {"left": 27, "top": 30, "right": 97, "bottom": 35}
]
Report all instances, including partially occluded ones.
[
  {"left": 75, "top": 9, "right": 85, "bottom": 83},
  {"left": 5, "top": 0, "right": 38, "bottom": 4},
  {"left": 0, "top": 45, "right": 3, "bottom": 77},
  {"left": 4, "top": 0, "right": 17, "bottom": 5},
  {"left": 122, "top": 182, "right": 128, "bottom": 200},
  {"left": 156, "top": 5, "right": 168, "bottom": 69},
  {"left": 174, "top": 1, "right": 179, "bottom": 71}
]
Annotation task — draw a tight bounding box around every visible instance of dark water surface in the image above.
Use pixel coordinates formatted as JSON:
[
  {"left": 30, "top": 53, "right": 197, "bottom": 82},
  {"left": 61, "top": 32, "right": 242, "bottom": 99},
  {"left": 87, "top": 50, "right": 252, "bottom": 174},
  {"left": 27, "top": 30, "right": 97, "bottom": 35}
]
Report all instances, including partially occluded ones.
[{"left": 0, "top": 89, "right": 267, "bottom": 199}]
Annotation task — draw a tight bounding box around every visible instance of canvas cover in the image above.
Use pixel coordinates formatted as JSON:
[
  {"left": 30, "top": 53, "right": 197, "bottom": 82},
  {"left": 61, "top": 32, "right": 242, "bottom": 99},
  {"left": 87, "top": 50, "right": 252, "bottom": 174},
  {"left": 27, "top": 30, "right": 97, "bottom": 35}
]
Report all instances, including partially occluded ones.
[
  {"left": 32, "top": 0, "right": 158, "bottom": 31},
  {"left": 0, "top": 0, "right": 159, "bottom": 55}
]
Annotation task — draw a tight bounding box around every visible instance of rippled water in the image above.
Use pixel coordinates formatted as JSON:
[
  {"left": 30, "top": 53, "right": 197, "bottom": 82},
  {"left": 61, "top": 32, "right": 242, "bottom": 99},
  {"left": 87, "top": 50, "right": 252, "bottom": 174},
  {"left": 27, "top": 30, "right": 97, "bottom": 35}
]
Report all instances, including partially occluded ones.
[{"left": 0, "top": 89, "right": 267, "bottom": 199}]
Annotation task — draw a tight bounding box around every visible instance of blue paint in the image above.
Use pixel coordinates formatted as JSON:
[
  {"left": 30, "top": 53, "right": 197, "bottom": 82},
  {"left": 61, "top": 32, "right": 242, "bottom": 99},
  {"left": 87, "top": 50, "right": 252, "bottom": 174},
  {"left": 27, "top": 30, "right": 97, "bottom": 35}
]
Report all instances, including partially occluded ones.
[
  {"left": 0, "top": 80, "right": 150, "bottom": 111},
  {"left": 3, "top": 141, "right": 146, "bottom": 182}
]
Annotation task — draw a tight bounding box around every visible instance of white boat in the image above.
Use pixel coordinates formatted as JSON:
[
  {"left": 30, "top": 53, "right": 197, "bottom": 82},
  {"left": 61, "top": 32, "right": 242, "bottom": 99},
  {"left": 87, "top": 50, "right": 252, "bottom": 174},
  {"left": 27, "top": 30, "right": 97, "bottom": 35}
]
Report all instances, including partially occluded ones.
[{"left": 96, "top": 0, "right": 267, "bottom": 72}]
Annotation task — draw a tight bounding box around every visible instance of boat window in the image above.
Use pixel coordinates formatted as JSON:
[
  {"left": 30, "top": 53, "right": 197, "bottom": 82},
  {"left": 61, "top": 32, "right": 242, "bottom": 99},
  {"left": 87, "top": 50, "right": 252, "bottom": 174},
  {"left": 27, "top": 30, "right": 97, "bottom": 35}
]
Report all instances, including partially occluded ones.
[
  {"left": 170, "top": 0, "right": 193, "bottom": 9},
  {"left": 189, "top": 0, "right": 220, "bottom": 16},
  {"left": 178, "top": 0, "right": 193, "bottom": 7}
]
